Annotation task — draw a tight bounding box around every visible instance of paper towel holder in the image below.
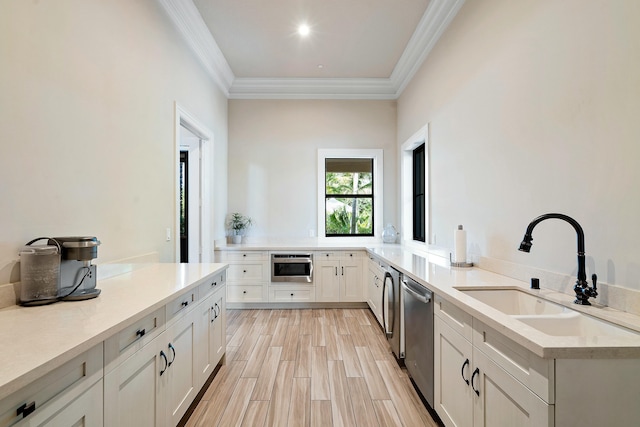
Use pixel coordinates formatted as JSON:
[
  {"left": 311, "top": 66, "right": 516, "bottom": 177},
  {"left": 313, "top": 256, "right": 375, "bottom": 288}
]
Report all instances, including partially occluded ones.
[{"left": 449, "top": 253, "right": 474, "bottom": 268}]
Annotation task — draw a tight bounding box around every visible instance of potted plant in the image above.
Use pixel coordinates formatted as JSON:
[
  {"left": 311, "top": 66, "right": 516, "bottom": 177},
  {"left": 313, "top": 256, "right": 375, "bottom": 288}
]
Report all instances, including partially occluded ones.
[{"left": 227, "top": 212, "right": 252, "bottom": 244}]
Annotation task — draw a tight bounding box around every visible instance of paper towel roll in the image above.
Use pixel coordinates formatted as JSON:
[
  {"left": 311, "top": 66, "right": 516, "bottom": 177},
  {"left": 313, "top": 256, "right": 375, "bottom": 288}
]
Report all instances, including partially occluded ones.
[{"left": 454, "top": 225, "right": 466, "bottom": 263}]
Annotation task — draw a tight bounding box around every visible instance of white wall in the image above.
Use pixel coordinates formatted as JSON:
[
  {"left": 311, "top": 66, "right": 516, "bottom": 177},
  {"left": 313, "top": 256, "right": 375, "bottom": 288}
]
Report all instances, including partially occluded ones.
[
  {"left": 0, "top": 0, "right": 228, "bottom": 284},
  {"left": 228, "top": 100, "right": 397, "bottom": 240},
  {"left": 398, "top": 0, "right": 640, "bottom": 291}
]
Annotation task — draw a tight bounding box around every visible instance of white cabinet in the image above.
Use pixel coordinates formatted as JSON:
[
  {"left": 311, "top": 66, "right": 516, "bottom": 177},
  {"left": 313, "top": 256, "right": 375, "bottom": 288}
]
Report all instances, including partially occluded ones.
[
  {"left": 315, "top": 251, "right": 364, "bottom": 302},
  {"left": 165, "top": 307, "right": 199, "bottom": 426},
  {"left": 104, "top": 336, "right": 167, "bottom": 427},
  {"left": 195, "top": 284, "right": 226, "bottom": 389},
  {"left": 434, "top": 296, "right": 551, "bottom": 427},
  {"left": 18, "top": 379, "right": 104, "bottom": 427},
  {"left": 366, "top": 255, "right": 385, "bottom": 326},
  {"left": 216, "top": 251, "right": 268, "bottom": 304},
  {"left": 0, "top": 344, "right": 103, "bottom": 427},
  {"left": 104, "top": 305, "right": 199, "bottom": 427},
  {"left": 269, "top": 285, "right": 315, "bottom": 302},
  {"left": 105, "top": 275, "right": 227, "bottom": 427}
]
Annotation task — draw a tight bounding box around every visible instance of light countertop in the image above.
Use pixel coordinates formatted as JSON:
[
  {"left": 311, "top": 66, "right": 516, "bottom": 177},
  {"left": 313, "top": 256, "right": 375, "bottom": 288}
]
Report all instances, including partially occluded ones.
[
  {"left": 218, "top": 239, "right": 640, "bottom": 359},
  {"left": 367, "top": 245, "right": 640, "bottom": 359},
  {"left": 0, "top": 262, "right": 227, "bottom": 401}
]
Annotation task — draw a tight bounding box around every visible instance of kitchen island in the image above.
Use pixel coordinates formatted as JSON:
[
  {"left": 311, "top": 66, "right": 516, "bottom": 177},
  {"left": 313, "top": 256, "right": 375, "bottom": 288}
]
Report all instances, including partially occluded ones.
[{"left": 0, "top": 262, "right": 227, "bottom": 426}]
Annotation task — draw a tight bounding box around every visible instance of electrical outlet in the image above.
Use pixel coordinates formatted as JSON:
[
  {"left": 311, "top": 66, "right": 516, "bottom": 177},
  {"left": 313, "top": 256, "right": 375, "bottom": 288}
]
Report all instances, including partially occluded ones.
[{"left": 166, "top": 228, "right": 171, "bottom": 241}]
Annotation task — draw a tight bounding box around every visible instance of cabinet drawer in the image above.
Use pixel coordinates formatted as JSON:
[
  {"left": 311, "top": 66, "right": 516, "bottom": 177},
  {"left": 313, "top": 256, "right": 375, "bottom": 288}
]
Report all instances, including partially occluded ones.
[
  {"left": 269, "top": 287, "right": 315, "bottom": 302},
  {"left": 434, "top": 295, "right": 473, "bottom": 341},
  {"left": 316, "top": 251, "right": 363, "bottom": 261},
  {"left": 473, "top": 319, "right": 554, "bottom": 403},
  {"left": 218, "top": 251, "right": 268, "bottom": 262},
  {"left": 316, "top": 251, "right": 338, "bottom": 260},
  {"left": 198, "top": 270, "right": 227, "bottom": 299},
  {"left": 0, "top": 343, "right": 103, "bottom": 427},
  {"left": 227, "top": 285, "right": 265, "bottom": 302},
  {"left": 166, "top": 289, "right": 198, "bottom": 321},
  {"left": 228, "top": 264, "right": 265, "bottom": 281},
  {"left": 104, "top": 307, "right": 166, "bottom": 372}
]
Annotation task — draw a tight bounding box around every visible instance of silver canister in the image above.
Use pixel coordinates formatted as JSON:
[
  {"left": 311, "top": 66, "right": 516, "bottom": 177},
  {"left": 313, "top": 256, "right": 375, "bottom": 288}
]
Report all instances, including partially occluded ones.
[{"left": 19, "top": 238, "right": 61, "bottom": 306}]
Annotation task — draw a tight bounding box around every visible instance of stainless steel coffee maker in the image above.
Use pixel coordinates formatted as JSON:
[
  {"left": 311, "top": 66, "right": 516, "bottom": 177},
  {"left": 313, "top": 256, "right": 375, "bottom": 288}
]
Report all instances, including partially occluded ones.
[{"left": 49, "top": 236, "right": 101, "bottom": 301}]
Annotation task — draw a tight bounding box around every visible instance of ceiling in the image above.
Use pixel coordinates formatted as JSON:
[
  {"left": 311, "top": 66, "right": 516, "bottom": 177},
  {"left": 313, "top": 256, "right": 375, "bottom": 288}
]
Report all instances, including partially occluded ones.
[{"left": 159, "top": 0, "right": 465, "bottom": 99}]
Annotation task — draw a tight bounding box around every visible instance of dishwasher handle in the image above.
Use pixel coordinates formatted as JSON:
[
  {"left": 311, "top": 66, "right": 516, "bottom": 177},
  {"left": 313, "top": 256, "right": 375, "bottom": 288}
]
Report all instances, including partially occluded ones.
[{"left": 402, "top": 279, "right": 432, "bottom": 304}]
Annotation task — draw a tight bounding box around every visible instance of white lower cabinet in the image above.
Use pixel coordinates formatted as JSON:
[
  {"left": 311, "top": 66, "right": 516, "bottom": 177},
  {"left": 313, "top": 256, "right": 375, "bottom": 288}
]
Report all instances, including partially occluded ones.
[
  {"left": 104, "top": 281, "right": 227, "bottom": 427},
  {"left": 315, "top": 251, "right": 364, "bottom": 302},
  {"left": 434, "top": 296, "right": 552, "bottom": 427},
  {"left": 195, "top": 287, "right": 226, "bottom": 390},
  {"left": 19, "top": 379, "right": 104, "bottom": 427},
  {"left": 104, "top": 309, "right": 199, "bottom": 427},
  {"left": 366, "top": 255, "right": 384, "bottom": 326},
  {"left": 104, "top": 337, "right": 166, "bottom": 427},
  {"left": 2, "top": 344, "right": 104, "bottom": 427},
  {"left": 165, "top": 309, "right": 198, "bottom": 427}
]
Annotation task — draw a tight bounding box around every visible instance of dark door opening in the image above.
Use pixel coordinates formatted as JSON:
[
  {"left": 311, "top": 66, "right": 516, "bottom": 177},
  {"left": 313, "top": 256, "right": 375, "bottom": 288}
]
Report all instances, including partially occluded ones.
[{"left": 179, "top": 150, "right": 189, "bottom": 263}]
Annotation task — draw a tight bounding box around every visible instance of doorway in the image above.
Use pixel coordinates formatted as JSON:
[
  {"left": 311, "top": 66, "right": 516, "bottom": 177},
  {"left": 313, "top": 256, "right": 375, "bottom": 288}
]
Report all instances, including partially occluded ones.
[
  {"left": 179, "top": 126, "right": 201, "bottom": 262},
  {"left": 175, "top": 103, "right": 213, "bottom": 263}
]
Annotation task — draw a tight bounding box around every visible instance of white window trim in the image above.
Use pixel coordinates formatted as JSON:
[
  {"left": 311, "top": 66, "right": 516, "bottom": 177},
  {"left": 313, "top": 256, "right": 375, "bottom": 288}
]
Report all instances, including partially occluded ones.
[
  {"left": 400, "top": 124, "right": 429, "bottom": 251},
  {"left": 317, "top": 149, "right": 384, "bottom": 243}
]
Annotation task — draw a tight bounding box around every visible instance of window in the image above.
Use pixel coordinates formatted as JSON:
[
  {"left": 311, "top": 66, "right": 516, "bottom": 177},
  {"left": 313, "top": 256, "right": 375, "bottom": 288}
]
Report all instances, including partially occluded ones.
[
  {"left": 318, "top": 149, "right": 383, "bottom": 239},
  {"left": 401, "top": 124, "right": 429, "bottom": 246},
  {"left": 413, "top": 144, "right": 426, "bottom": 242},
  {"left": 325, "top": 158, "right": 374, "bottom": 236}
]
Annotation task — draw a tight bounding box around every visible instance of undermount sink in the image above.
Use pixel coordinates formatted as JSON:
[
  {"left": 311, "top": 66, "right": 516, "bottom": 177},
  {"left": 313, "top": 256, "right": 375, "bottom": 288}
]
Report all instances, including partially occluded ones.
[
  {"left": 458, "top": 287, "right": 640, "bottom": 338},
  {"left": 459, "top": 288, "right": 568, "bottom": 315},
  {"left": 514, "top": 312, "right": 640, "bottom": 338}
]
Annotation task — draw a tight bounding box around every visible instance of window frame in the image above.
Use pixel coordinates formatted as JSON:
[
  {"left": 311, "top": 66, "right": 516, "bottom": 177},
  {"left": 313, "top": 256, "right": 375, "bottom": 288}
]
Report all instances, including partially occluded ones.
[
  {"left": 401, "top": 124, "right": 429, "bottom": 249},
  {"left": 318, "top": 149, "right": 384, "bottom": 241}
]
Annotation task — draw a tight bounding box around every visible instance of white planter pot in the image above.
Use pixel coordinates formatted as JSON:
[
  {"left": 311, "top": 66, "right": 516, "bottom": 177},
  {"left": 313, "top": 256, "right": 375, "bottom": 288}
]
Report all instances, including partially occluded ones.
[{"left": 232, "top": 235, "right": 242, "bottom": 244}]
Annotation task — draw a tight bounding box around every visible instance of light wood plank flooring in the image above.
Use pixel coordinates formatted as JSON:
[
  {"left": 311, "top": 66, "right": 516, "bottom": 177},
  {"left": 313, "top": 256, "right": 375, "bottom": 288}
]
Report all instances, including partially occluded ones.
[{"left": 186, "top": 308, "right": 440, "bottom": 427}]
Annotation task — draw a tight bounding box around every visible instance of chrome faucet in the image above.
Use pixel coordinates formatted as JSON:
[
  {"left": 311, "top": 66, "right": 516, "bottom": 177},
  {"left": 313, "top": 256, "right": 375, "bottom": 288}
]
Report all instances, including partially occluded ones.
[{"left": 518, "top": 213, "right": 598, "bottom": 305}]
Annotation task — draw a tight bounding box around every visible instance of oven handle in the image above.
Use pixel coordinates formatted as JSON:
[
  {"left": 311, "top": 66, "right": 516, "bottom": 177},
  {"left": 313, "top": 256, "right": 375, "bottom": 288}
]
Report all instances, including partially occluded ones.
[
  {"left": 272, "top": 258, "right": 313, "bottom": 263},
  {"left": 402, "top": 280, "right": 431, "bottom": 304}
]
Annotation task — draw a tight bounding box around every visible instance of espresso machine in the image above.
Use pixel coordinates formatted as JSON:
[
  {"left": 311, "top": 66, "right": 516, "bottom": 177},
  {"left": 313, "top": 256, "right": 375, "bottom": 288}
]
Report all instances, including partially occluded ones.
[{"left": 49, "top": 236, "right": 101, "bottom": 301}]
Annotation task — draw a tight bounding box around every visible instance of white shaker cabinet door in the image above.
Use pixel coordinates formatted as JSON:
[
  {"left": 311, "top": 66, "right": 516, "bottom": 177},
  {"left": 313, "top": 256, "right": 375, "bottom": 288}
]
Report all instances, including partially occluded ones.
[
  {"left": 434, "top": 316, "right": 474, "bottom": 427},
  {"left": 472, "top": 348, "right": 552, "bottom": 427},
  {"left": 104, "top": 336, "right": 167, "bottom": 427}
]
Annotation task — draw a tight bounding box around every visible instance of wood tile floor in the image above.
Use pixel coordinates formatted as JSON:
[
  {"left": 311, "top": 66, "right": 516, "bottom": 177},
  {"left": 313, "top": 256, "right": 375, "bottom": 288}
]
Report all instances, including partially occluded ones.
[{"left": 185, "top": 308, "right": 440, "bottom": 427}]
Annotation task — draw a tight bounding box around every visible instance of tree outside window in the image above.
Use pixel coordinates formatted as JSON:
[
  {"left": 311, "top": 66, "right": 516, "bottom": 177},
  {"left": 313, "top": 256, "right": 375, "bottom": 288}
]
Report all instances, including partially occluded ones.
[{"left": 325, "top": 158, "right": 373, "bottom": 236}]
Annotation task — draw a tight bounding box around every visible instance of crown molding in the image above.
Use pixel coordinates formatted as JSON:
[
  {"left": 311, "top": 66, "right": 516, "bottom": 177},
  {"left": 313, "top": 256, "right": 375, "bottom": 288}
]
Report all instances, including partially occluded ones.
[
  {"left": 157, "top": 0, "right": 234, "bottom": 96},
  {"left": 159, "top": 0, "right": 465, "bottom": 100},
  {"left": 391, "top": 0, "right": 466, "bottom": 96},
  {"left": 229, "top": 78, "right": 397, "bottom": 100}
]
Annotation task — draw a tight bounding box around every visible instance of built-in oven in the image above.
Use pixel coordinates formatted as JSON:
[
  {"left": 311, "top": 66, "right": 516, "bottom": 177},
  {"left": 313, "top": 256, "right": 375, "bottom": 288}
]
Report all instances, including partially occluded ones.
[{"left": 271, "top": 253, "right": 313, "bottom": 283}]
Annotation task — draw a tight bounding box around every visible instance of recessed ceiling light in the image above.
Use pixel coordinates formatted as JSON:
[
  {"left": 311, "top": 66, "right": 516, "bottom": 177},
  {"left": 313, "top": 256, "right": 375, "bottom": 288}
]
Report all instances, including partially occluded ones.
[
  {"left": 298, "top": 24, "right": 310, "bottom": 37},
  {"left": 317, "top": 64, "right": 324, "bottom": 69}
]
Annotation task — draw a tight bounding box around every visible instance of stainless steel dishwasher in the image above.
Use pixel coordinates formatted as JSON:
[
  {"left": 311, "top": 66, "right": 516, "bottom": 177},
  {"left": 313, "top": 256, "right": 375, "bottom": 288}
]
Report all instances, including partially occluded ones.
[{"left": 402, "top": 274, "right": 434, "bottom": 408}]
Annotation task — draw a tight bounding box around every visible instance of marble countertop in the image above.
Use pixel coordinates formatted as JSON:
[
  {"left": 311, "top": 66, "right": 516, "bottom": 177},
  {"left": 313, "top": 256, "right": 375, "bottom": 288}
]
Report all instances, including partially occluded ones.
[{"left": 0, "top": 262, "right": 227, "bottom": 401}]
